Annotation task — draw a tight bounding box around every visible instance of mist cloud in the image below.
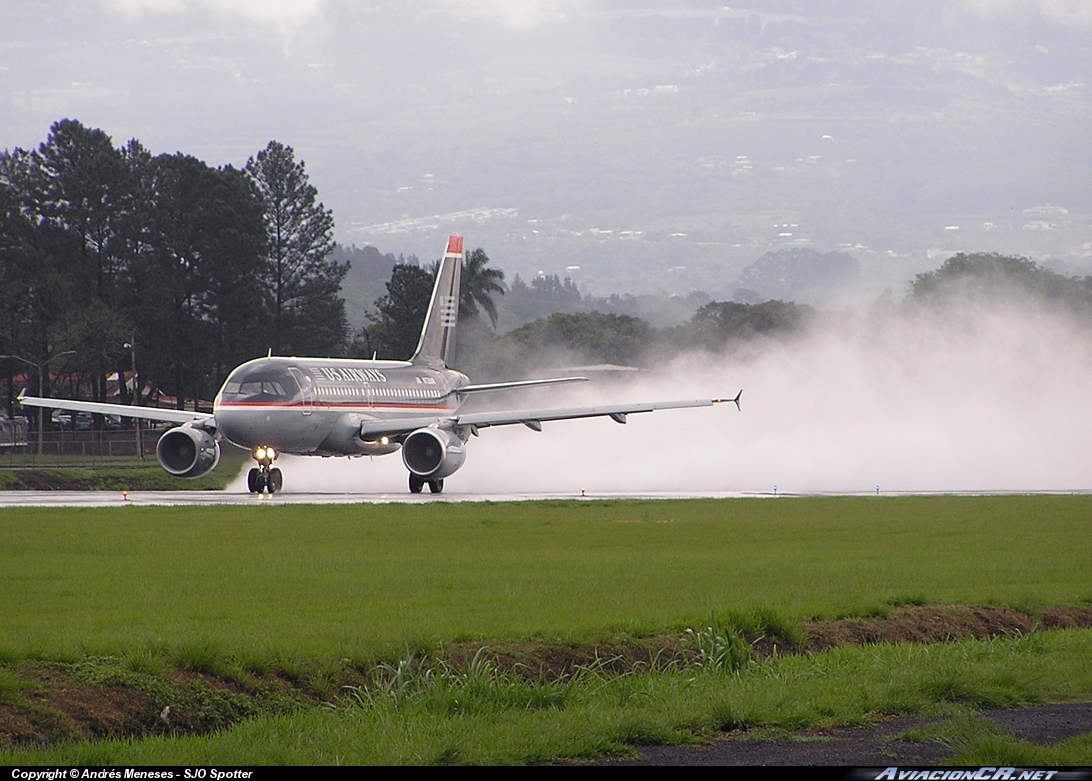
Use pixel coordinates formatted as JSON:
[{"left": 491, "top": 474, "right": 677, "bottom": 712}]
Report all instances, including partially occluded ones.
[
  {"left": 102, "top": 0, "right": 326, "bottom": 30},
  {"left": 433, "top": 0, "right": 584, "bottom": 28},
  {"left": 963, "top": 0, "right": 1092, "bottom": 26},
  {"left": 101, "top": 0, "right": 586, "bottom": 30}
]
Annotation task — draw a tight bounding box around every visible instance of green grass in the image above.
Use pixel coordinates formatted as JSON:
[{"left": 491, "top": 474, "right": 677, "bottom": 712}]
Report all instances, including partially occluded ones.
[
  {"left": 949, "top": 732, "right": 1092, "bottom": 766},
  {"left": 2, "top": 495, "right": 1091, "bottom": 764},
  {"left": 4, "top": 629, "right": 1092, "bottom": 765},
  {"left": 900, "top": 713, "right": 1092, "bottom": 766},
  {"left": 1, "top": 496, "right": 1090, "bottom": 662}
]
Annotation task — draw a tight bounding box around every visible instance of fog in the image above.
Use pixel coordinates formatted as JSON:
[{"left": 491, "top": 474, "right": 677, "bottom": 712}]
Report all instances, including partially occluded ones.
[{"left": 233, "top": 297, "right": 1092, "bottom": 495}]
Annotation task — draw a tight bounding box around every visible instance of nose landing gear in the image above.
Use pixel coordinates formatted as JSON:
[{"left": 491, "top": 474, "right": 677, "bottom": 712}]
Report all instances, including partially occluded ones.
[{"left": 248, "top": 446, "right": 283, "bottom": 494}]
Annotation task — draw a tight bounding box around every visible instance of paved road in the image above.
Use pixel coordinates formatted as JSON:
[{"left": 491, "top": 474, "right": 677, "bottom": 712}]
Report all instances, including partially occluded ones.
[{"left": 603, "top": 702, "right": 1092, "bottom": 766}]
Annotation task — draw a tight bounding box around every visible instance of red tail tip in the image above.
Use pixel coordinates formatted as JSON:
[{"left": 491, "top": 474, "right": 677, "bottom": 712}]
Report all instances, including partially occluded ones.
[{"left": 446, "top": 235, "right": 463, "bottom": 255}]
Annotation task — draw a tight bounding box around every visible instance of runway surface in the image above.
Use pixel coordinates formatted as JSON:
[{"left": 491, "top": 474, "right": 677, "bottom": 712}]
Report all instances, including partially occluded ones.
[
  {"left": 0, "top": 489, "right": 1088, "bottom": 507},
  {"left": 0, "top": 489, "right": 763, "bottom": 507}
]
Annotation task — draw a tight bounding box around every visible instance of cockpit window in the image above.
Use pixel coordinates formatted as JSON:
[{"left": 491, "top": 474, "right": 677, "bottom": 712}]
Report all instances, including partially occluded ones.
[
  {"left": 224, "top": 380, "right": 287, "bottom": 397},
  {"left": 219, "top": 365, "right": 301, "bottom": 403}
]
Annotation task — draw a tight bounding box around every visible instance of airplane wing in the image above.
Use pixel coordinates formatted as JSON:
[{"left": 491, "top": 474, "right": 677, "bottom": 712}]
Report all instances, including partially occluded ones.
[
  {"left": 17, "top": 392, "right": 214, "bottom": 425},
  {"left": 359, "top": 391, "right": 741, "bottom": 438}
]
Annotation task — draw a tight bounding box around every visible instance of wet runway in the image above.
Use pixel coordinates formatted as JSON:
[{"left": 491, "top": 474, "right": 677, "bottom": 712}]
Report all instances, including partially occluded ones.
[
  {"left": 0, "top": 489, "right": 1086, "bottom": 508},
  {"left": 0, "top": 489, "right": 763, "bottom": 507}
]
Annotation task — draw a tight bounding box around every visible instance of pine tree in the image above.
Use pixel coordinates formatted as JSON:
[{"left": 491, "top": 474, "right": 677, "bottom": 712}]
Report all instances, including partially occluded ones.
[{"left": 245, "top": 141, "right": 347, "bottom": 355}]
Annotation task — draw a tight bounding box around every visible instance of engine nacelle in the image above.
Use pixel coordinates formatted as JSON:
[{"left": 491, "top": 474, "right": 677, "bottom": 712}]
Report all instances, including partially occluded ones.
[
  {"left": 156, "top": 426, "right": 221, "bottom": 479},
  {"left": 402, "top": 427, "right": 466, "bottom": 480}
]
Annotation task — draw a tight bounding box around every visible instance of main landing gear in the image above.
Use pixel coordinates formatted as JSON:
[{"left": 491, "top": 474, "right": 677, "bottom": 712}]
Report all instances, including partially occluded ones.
[
  {"left": 248, "top": 446, "right": 282, "bottom": 494},
  {"left": 408, "top": 474, "right": 444, "bottom": 494}
]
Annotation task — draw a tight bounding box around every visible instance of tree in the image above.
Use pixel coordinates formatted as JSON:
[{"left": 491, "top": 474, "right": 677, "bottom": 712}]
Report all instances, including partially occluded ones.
[
  {"left": 30, "top": 119, "right": 134, "bottom": 307},
  {"left": 0, "top": 151, "right": 39, "bottom": 418},
  {"left": 10, "top": 120, "right": 138, "bottom": 410},
  {"left": 131, "top": 153, "right": 267, "bottom": 409},
  {"left": 245, "top": 141, "right": 348, "bottom": 356},
  {"left": 460, "top": 247, "right": 505, "bottom": 329},
  {"left": 685, "top": 300, "right": 814, "bottom": 349},
  {"left": 907, "top": 253, "right": 1092, "bottom": 315},
  {"left": 368, "top": 262, "right": 435, "bottom": 360},
  {"left": 507, "top": 311, "right": 654, "bottom": 366},
  {"left": 0, "top": 143, "right": 81, "bottom": 412}
]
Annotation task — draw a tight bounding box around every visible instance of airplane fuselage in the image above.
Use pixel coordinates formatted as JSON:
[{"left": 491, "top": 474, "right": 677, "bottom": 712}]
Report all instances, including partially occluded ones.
[{"left": 214, "top": 356, "right": 469, "bottom": 458}]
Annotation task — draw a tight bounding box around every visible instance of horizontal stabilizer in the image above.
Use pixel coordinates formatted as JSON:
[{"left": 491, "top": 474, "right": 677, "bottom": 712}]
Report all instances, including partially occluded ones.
[{"left": 448, "top": 376, "right": 588, "bottom": 397}]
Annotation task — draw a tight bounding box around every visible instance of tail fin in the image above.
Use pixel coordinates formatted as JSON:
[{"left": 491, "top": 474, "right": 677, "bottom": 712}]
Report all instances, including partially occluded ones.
[{"left": 411, "top": 235, "right": 462, "bottom": 368}]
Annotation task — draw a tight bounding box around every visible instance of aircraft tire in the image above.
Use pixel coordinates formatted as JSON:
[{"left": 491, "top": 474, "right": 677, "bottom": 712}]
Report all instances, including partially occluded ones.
[
  {"left": 247, "top": 468, "right": 262, "bottom": 493},
  {"left": 408, "top": 474, "right": 424, "bottom": 494},
  {"left": 428, "top": 479, "right": 444, "bottom": 494},
  {"left": 268, "top": 468, "right": 283, "bottom": 494}
]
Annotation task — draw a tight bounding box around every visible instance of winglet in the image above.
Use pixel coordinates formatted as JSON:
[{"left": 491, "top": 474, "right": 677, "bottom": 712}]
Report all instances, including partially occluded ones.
[
  {"left": 446, "top": 235, "right": 464, "bottom": 256},
  {"left": 16, "top": 388, "right": 26, "bottom": 406},
  {"left": 713, "top": 390, "right": 743, "bottom": 411}
]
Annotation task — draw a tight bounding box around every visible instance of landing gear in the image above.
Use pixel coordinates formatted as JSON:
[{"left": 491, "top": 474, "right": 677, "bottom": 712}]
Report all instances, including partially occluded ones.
[
  {"left": 408, "top": 474, "right": 444, "bottom": 494},
  {"left": 248, "top": 447, "right": 281, "bottom": 494}
]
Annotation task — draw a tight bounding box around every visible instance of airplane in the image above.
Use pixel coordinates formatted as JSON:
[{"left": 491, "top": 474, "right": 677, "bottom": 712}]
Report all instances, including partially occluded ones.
[{"left": 18, "top": 235, "right": 740, "bottom": 494}]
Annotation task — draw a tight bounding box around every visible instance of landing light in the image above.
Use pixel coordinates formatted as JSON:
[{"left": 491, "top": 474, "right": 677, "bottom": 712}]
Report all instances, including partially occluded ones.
[
  {"left": 380, "top": 436, "right": 389, "bottom": 445},
  {"left": 255, "top": 447, "right": 266, "bottom": 460}
]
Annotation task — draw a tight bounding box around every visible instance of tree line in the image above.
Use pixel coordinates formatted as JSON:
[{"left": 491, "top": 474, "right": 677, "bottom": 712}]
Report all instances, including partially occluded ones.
[
  {"left": 1, "top": 119, "right": 347, "bottom": 418},
  {"left": 454, "top": 253, "right": 1092, "bottom": 379},
  {"left": 344, "top": 250, "right": 1092, "bottom": 384}
]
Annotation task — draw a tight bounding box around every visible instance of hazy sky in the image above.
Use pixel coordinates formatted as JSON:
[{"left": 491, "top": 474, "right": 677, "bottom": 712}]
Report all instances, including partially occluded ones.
[{"left": 4, "top": 0, "right": 1092, "bottom": 293}]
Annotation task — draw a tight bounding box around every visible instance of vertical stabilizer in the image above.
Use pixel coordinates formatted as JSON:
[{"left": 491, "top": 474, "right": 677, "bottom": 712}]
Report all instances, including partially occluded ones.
[{"left": 411, "top": 235, "right": 462, "bottom": 368}]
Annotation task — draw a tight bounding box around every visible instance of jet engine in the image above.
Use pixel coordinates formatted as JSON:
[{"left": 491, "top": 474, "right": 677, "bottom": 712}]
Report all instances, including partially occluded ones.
[
  {"left": 156, "top": 426, "right": 221, "bottom": 479},
  {"left": 401, "top": 427, "right": 466, "bottom": 480}
]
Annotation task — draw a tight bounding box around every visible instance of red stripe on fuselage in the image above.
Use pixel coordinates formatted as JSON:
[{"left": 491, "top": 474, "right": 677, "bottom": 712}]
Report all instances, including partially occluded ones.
[{"left": 217, "top": 401, "right": 456, "bottom": 411}]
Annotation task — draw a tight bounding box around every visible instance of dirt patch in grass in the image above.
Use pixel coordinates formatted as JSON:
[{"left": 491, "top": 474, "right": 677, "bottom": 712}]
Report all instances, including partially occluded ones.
[
  {"left": 445, "top": 604, "right": 1092, "bottom": 681},
  {"left": 1, "top": 667, "right": 163, "bottom": 745},
  {"left": 0, "top": 661, "right": 311, "bottom": 748},
  {"left": 3, "top": 604, "right": 1092, "bottom": 750},
  {"left": 802, "top": 604, "right": 1092, "bottom": 652},
  {"left": 440, "top": 636, "right": 688, "bottom": 681}
]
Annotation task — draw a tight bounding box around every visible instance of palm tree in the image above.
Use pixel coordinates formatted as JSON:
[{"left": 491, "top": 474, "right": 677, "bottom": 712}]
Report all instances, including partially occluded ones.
[{"left": 460, "top": 248, "right": 505, "bottom": 329}]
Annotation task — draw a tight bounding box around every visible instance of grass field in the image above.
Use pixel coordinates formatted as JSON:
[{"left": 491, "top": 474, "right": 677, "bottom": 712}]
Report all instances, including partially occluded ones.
[{"left": 1, "top": 495, "right": 1091, "bottom": 763}]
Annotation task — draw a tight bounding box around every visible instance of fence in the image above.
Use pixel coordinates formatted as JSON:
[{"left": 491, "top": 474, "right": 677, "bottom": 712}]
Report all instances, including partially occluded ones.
[{"left": 0, "top": 427, "right": 168, "bottom": 469}]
